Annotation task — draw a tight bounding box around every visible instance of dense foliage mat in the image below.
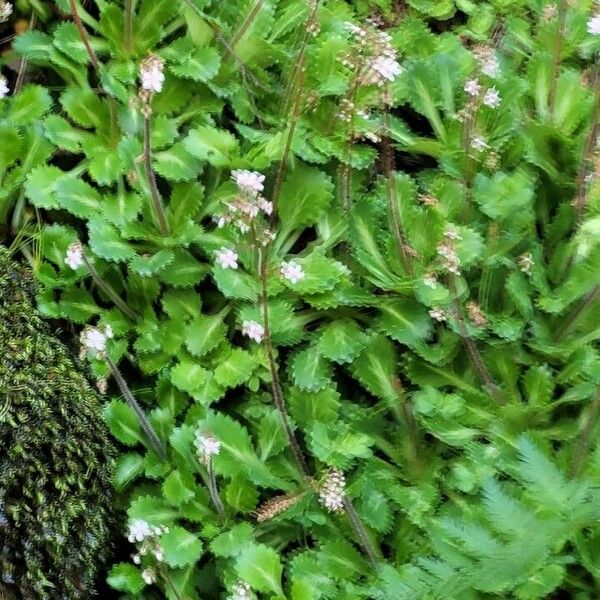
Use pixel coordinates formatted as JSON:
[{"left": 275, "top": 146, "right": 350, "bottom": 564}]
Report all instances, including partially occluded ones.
[
  {"left": 0, "top": 247, "right": 114, "bottom": 599},
  {"left": 3, "top": 0, "right": 600, "bottom": 598}
]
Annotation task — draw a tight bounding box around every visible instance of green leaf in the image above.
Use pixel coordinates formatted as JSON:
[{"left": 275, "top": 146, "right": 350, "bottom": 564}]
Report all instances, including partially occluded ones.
[
  {"left": 44, "top": 114, "right": 87, "bottom": 152},
  {"left": 9, "top": 85, "right": 52, "bottom": 126},
  {"left": 378, "top": 298, "right": 432, "bottom": 348},
  {"left": 170, "top": 47, "right": 221, "bottom": 81},
  {"left": 88, "top": 217, "right": 136, "bottom": 262},
  {"left": 60, "top": 85, "right": 109, "bottom": 129},
  {"left": 107, "top": 563, "right": 146, "bottom": 593},
  {"left": 25, "top": 166, "right": 65, "bottom": 209},
  {"left": 59, "top": 287, "right": 98, "bottom": 323},
  {"left": 317, "top": 320, "right": 368, "bottom": 364},
  {"left": 160, "top": 526, "right": 203, "bottom": 568},
  {"left": 88, "top": 146, "right": 124, "bottom": 185},
  {"left": 153, "top": 142, "right": 203, "bottom": 182},
  {"left": 213, "top": 265, "right": 260, "bottom": 300},
  {"left": 128, "top": 495, "right": 180, "bottom": 524},
  {"left": 130, "top": 249, "right": 175, "bottom": 276},
  {"left": 278, "top": 165, "right": 333, "bottom": 231},
  {"left": 158, "top": 249, "right": 207, "bottom": 287},
  {"left": 210, "top": 523, "right": 254, "bottom": 557},
  {"left": 185, "top": 312, "right": 227, "bottom": 357},
  {"left": 104, "top": 400, "right": 142, "bottom": 446},
  {"left": 162, "top": 470, "right": 196, "bottom": 506},
  {"left": 183, "top": 125, "right": 238, "bottom": 166},
  {"left": 351, "top": 335, "right": 399, "bottom": 402},
  {"left": 214, "top": 348, "right": 257, "bottom": 388},
  {"left": 55, "top": 178, "right": 102, "bottom": 218},
  {"left": 290, "top": 345, "right": 333, "bottom": 391},
  {"left": 53, "top": 21, "right": 89, "bottom": 63},
  {"left": 104, "top": 192, "right": 143, "bottom": 226},
  {"left": 113, "top": 453, "right": 145, "bottom": 491},
  {"left": 236, "top": 544, "right": 284, "bottom": 595}
]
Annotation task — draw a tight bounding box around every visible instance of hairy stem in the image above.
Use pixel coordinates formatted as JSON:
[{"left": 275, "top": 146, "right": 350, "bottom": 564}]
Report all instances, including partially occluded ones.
[
  {"left": 548, "top": 1, "right": 566, "bottom": 116},
  {"left": 69, "top": 0, "right": 100, "bottom": 71},
  {"left": 343, "top": 496, "right": 382, "bottom": 566},
  {"left": 207, "top": 461, "right": 226, "bottom": 515},
  {"left": 81, "top": 253, "right": 139, "bottom": 320},
  {"left": 230, "top": 0, "right": 264, "bottom": 47},
  {"left": 258, "top": 247, "right": 309, "bottom": 477},
  {"left": 569, "top": 389, "right": 600, "bottom": 478},
  {"left": 106, "top": 355, "right": 167, "bottom": 460},
  {"left": 124, "top": 0, "right": 133, "bottom": 53},
  {"left": 143, "top": 115, "right": 171, "bottom": 236}
]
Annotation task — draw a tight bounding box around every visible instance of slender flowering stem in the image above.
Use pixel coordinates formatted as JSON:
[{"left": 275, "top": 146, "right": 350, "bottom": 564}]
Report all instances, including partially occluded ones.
[
  {"left": 343, "top": 496, "right": 382, "bottom": 566},
  {"left": 14, "top": 13, "right": 36, "bottom": 94},
  {"left": 69, "top": 0, "right": 100, "bottom": 71},
  {"left": 258, "top": 246, "right": 309, "bottom": 477},
  {"left": 81, "top": 253, "right": 139, "bottom": 320},
  {"left": 548, "top": 0, "right": 567, "bottom": 116},
  {"left": 230, "top": 0, "right": 264, "bottom": 47},
  {"left": 143, "top": 115, "right": 171, "bottom": 236},
  {"left": 105, "top": 355, "right": 167, "bottom": 459},
  {"left": 207, "top": 461, "right": 225, "bottom": 515},
  {"left": 569, "top": 389, "right": 600, "bottom": 478}
]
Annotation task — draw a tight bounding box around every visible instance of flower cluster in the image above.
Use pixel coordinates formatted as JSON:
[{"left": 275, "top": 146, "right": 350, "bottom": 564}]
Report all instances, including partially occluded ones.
[
  {"left": 215, "top": 247, "right": 238, "bottom": 270},
  {"left": 467, "top": 301, "right": 488, "bottom": 327},
  {"left": 342, "top": 20, "right": 403, "bottom": 87},
  {"left": 79, "top": 324, "right": 113, "bottom": 359},
  {"left": 127, "top": 519, "right": 168, "bottom": 566},
  {"left": 280, "top": 261, "right": 304, "bottom": 284},
  {"left": 194, "top": 429, "right": 221, "bottom": 465},
  {"left": 473, "top": 45, "right": 500, "bottom": 79},
  {"left": 242, "top": 320, "right": 264, "bottom": 343},
  {"left": 140, "top": 54, "right": 165, "bottom": 94},
  {"left": 518, "top": 251, "right": 534, "bottom": 274},
  {"left": 65, "top": 240, "right": 86, "bottom": 270},
  {"left": 253, "top": 492, "right": 302, "bottom": 522},
  {"left": 228, "top": 581, "right": 254, "bottom": 600},
  {"left": 216, "top": 170, "right": 273, "bottom": 238},
  {"left": 318, "top": 468, "right": 346, "bottom": 513},
  {"left": 437, "top": 226, "right": 462, "bottom": 276},
  {"left": 0, "top": 74, "right": 9, "bottom": 99},
  {"left": 589, "top": 3, "right": 600, "bottom": 36},
  {"left": 429, "top": 308, "right": 447, "bottom": 322},
  {"left": 0, "top": 1, "right": 12, "bottom": 23}
]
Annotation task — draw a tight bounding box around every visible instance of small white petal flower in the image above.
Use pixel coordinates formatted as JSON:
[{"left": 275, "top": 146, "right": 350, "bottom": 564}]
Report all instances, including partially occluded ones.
[
  {"left": 215, "top": 247, "right": 238, "bottom": 270},
  {"left": 444, "top": 225, "right": 462, "bottom": 240},
  {"left": 229, "top": 581, "right": 254, "bottom": 600},
  {"left": 319, "top": 469, "right": 345, "bottom": 513},
  {"left": 140, "top": 55, "right": 164, "bottom": 93},
  {"left": 242, "top": 320, "right": 264, "bottom": 343},
  {"left": 142, "top": 568, "right": 156, "bottom": 585},
  {"left": 464, "top": 79, "right": 481, "bottom": 96},
  {"left": 258, "top": 197, "right": 273, "bottom": 215},
  {"left": 104, "top": 324, "right": 114, "bottom": 339},
  {"left": 280, "top": 261, "right": 305, "bottom": 284},
  {"left": 429, "top": 308, "right": 447, "bottom": 322},
  {"left": 194, "top": 430, "right": 221, "bottom": 464},
  {"left": 480, "top": 54, "right": 500, "bottom": 78},
  {"left": 370, "top": 55, "right": 403, "bottom": 82},
  {"left": 127, "top": 520, "right": 153, "bottom": 543},
  {"left": 364, "top": 131, "right": 381, "bottom": 144},
  {"left": 471, "top": 136, "right": 489, "bottom": 152},
  {"left": 80, "top": 327, "right": 109, "bottom": 358},
  {"left": 132, "top": 554, "right": 141, "bottom": 565},
  {"left": 423, "top": 273, "right": 438, "bottom": 289},
  {"left": 0, "top": 75, "right": 8, "bottom": 99},
  {"left": 518, "top": 252, "right": 534, "bottom": 274},
  {"left": 0, "top": 2, "right": 12, "bottom": 23},
  {"left": 231, "top": 169, "right": 265, "bottom": 196},
  {"left": 65, "top": 241, "right": 85, "bottom": 270},
  {"left": 588, "top": 15, "right": 600, "bottom": 35},
  {"left": 483, "top": 87, "right": 501, "bottom": 108}
]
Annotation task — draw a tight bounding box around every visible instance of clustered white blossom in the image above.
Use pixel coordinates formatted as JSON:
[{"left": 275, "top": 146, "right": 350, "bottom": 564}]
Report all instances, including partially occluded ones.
[
  {"left": 229, "top": 581, "right": 255, "bottom": 600},
  {"left": 470, "top": 136, "right": 489, "bottom": 153},
  {"left": 423, "top": 272, "right": 438, "bottom": 289},
  {"left": 437, "top": 226, "right": 462, "bottom": 275},
  {"left": 474, "top": 45, "right": 500, "bottom": 79},
  {"left": 215, "top": 247, "right": 238, "bottom": 270},
  {"left": 194, "top": 429, "right": 221, "bottom": 465},
  {"left": 518, "top": 252, "right": 534, "bottom": 274},
  {"left": 215, "top": 170, "right": 274, "bottom": 240},
  {"left": 588, "top": 14, "right": 600, "bottom": 36},
  {"left": 242, "top": 320, "right": 265, "bottom": 343},
  {"left": 464, "top": 79, "right": 481, "bottom": 97},
  {"left": 79, "top": 324, "right": 113, "bottom": 359},
  {"left": 65, "top": 240, "right": 86, "bottom": 270},
  {"left": 280, "top": 261, "right": 305, "bottom": 284},
  {"left": 0, "top": 1, "right": 12, "bottom": 23},
  {"left": 341, "top": 20, "right": 403, "bottom": 87},
  {"left": 429, "top": 308, "right": 447, "bottom": 322},
  {"left": 127, "top": 519, "right": 168, "bottom": 565},
  {"left": 140, "top": 54, "right": 165, "bottom": 93},
  {"left": 142, "top": 568, "right": 156, "bottom": 585},
  {"left": 483, "top": 87, "right": 501, "bottom": 108},
  {"left": 0, "top": 74, "right": 9, "bottom": 99},
  {"left": 318, "top": 468, "right": 345, "bottom": 513}
]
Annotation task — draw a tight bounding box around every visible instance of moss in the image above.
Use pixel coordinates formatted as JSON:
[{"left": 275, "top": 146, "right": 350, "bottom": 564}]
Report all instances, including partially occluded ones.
[{"left": 0, "top": 248, "right": 114, "bottom": 599}]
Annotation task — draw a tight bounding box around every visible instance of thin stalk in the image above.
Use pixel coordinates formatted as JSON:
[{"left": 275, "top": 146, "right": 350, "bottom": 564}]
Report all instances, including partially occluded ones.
[
  {"left": 81, "top": 253, "right": 139, "bottom": 320},
  {"left": 207, "top": 461, "right": 226, "bottom": 515},
  {"left": 159, "top": 565, "right": 183, "bottom": 600},
  {"left": 124, "top": 0, "right": 133, "bottom": 53},
  {"left": 230, "top": 0, "right": 264, "bottom": 47},
  {"left": 343, "top": 496, "right": 382, "bottom": 566},
  {"left": 553, "top": 285, "right": 600, "bottom": 341},
  {"left": 68, "top": 0, "right": 100, "bottom": 71},
  {"left": 548, "top": 1, "right": 567, "bottom": 116},
  {"left": 448, "top": 276, "right": 505, "bottom": 404},
  {"left": 143, "top": 115, "right": 171, "bottom": 236},
  {"left": 569, "top": 389, "right": 600, "bottom": 478},
  {"left": 258, "top": 246, "right": 309, "bottom": 478},
  {"left": 105, "top": 355, "right": 167, "bottom": 460},
  {"left": 14, "top": 13, "right": 36, "bottom": 93}
]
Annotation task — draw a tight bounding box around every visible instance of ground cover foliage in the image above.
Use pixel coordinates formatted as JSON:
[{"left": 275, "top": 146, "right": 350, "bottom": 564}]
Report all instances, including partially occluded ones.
[{"left": 3, "top": 0, "right": 600, "bottom": 598}]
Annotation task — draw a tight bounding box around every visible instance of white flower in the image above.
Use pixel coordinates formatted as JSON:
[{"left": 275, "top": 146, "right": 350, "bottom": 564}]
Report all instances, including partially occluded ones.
[
  {"left": 104, "top": 324, "right": 114, "bottom": 339},
  {"left": 588, "top": 15, "right": 600, "bottom": 35},
  {"left": 215, "top": 247, "right": 238, "bottom": 270},
  {"left": 423, "top": 273, "right": 438, "bottom": 288},
  {"left": 444, "top": 225, "right": 462, "bottom": 240},
  {"left": 483, "top": 87, "right": 501, "bottom": 108},
  {"left": 0, "top": 75, "right": 8, "bottom": 98},
  {"left": 140, "top": 55, "right": 164, "bottom": 93},
  {"left": 65, "top": 241, "right": 85, "bottom": 270},
  {"left": 471, "top": 136, "right": 489, "bottom": 152},
  {"left": 364, "top": 131, "right": 381, "bottom": 144},
  {"left": 80, "top": 326, "right": 110, "bottom": 358},
  {"left": 127, "top": 520, "right": 153, "bottom": 543},
  {"left": 194, "top": 430, "right": 221, "bottom": 464},
  {"left": 319, "top": 469, "right": 345, "bottom": 513},
  {"left": 142, "top": 568, "right": 156, "bottom": 585},
  {"left": 231, "top": 169, "right": 265, "bottom": 196},
  {"left": 229, "top": 581, "right": 254, "bottom": 600},
  {"left": 464, "top": 79, "right": 481, "bottom": 96},
  {"left": 0, "top": 2, "right": 12, "bottom": 23},
  {"left": 429, "top": 308, "right": 447, "bottom": 322},
  {"left": 280, "top": 261, "right": 305, "bottom": 284},
  {"left": 370, "top": 55, "right": 403, "bottom": 83},
  {"left": 480, "top": 53, "right": 500, "bottom": 78},
  {"left": 518, "top": 252, "right": 534, "bottom": 274},
  {"left": 242, "top": 320, "right": 264, "bottom": 343},
  {"left": 258, "top": 197, "right": 273, "bottom": 215}
]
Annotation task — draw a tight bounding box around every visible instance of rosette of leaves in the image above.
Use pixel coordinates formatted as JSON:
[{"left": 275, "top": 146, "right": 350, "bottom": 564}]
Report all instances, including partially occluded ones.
[{"left": 0, "top": 246, "right": 114, "bottom": 599}]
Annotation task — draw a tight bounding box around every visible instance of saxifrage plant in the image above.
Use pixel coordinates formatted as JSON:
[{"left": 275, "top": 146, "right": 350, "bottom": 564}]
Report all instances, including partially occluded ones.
[{"left": 3, "top": 0, "right": 600, "bottom": 598}]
